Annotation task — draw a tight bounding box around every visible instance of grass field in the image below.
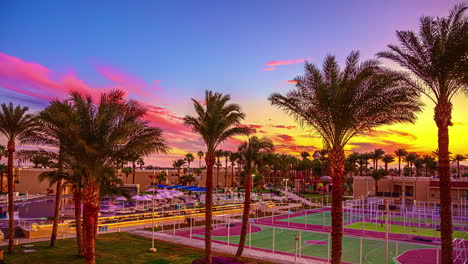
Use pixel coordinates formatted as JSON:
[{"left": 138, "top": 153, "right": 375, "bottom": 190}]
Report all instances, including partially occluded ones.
[
  {"left": 0, "top": 232, "right": 272, "bottom": 264},
  {"left": 193, "top": 224, "right": 435, "bottom": 264},
  {"left": 346, "top": 221, "right": 467, "bottom": 239}
]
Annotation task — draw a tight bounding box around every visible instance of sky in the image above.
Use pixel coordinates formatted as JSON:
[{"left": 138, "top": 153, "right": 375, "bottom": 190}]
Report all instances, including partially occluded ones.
[{"left": 1, "top": 0, "right": 467, "bottom": 167}]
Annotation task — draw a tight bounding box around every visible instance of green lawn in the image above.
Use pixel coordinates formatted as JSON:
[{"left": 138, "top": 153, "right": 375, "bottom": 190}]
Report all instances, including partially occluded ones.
[
  {"left": 1, "top": 232, "right": 273, "bottom": 264},
  {"left": 345, "top": 221, "right": 467, "bottom": 239},
  {"left": 194, "top": 225, "right": 435, "bottom": 264}
]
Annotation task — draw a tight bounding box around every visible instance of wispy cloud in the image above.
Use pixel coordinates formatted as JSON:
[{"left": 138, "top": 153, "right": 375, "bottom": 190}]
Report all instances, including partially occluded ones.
[{"left": 262, "top": 57, "right": 311, "bottom": 71}]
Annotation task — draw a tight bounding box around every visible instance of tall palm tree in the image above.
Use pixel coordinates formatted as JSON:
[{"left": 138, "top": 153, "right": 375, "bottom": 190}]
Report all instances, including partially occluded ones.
[
  {"left": 394, "top": 148, "right": 408, "bottom": 176},
  {"left": 453, "top": 154, "right": 466, "bottom": 177},
  {"left": 362, "top": 152, "right": 371, "bottom": 176},
  {"left": 382, "top": 154, "right": 395, "bottom": 174},
  {"left": 185, "top": 153, "right": 195, "bottom": 169},
  {"left": 184, "top": 90, "right": 251, "bottom": 264},
  {"left": 269, "top": 51, "right": 422, "bottom": 263},
  {"left": 59, "top": 90, "right": 168, "bottom": 264},
  {"left": 172, "top": 159, "right": 186, "bottom": 184},
  {"left": 371, "top": 148, "right": 385, "bottom": 170},
  {"left": 0, "top": 103, "right": 37, "bottom": 253},
  {"left": 405, "top": 152, "right": 419, "bottom": 177},
  {"left": 235, "top": 136, "right": 274, "bottom": 258},
  {"left": 377, "top": 4, "right": 467, "bottom": 261},
  {"left": 197, "top": 151, "right": 204, "bottom": 168},
  {"left": 0, "top": 144, "right": 5, "bottom": 193},
  {"left": 21, "top": 100, "right": 76, "bottom": 248}
]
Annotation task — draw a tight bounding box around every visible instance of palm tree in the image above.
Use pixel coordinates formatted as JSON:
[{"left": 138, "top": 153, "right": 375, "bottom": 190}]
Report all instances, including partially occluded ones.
[
  {"left": 371, "top": 169, "right": 386, "bottom": 194},
  {"left": 0, "top": 144, "right": 5, "bottom": 193},
  {"left": 172, "top": 159, "right": 186, "bottom": 184},
  {"left": 184, "top": 90, "right": 251, "bottom": 264},
  {"left": 269, "top": 51, "right": 422, "bottom": 263},
  {"left": 453, "top": 154, "right": 466, "bottom": 177},
  {"left": 394, "top": 148, "right": 408, "bottom": 176},
  {"left": 405, "top": 152, "right": 419, "bottom": 177},
  {"left": 122, "top": 167, "right": 132, "bottom": 184},
  {"left": 229, "top": 152, "right": 239, "bottom": 187},
  {"left": 382, "top": 154, "right": 395, "bottom": 174},
  {"left": 300, "top": 151, "right": 310, "bottom": 160},
  {"left": 414, "top": 158, "right": 425, "bottom": 177},
  {"left": 370, "top": 148, "right": 385, "bottom": 170},
  {"left": 362, "top": 152, "right": 371, "bottom": 176},
  {"left": 0, "top": 103, "right": 37, "bottom": 253},
  {"left": 20, "top": 100, "right": 76, "bottom": 248},
  {"left": 185, "top": 153, "right": 195, "bottom": 169},
  {"left": 377, "top": 4, "right": 467, "bottom": 261},
  {"left": 157, "top": 171, "right": 167, "bottom": 184},
  {"left": 235, "top": 136, "right": 274, "bottom": 258},
  {"left": 197, "top": 151, "right": 204, "bottom": 168},
  {"left": 180, "top": 174, "right": 195, "bottom": 186},
  {"left": 58, "top": 90, "right": 168, "bottom": 264},
  {"left": 136, "top": 158, "right": 145, "bottom": 169},
  {"left": 215, "top": 149, "right": 224, "bottom": 188},
  {"left": 223, "top": 150, "right": 231, "bottom": 187}
]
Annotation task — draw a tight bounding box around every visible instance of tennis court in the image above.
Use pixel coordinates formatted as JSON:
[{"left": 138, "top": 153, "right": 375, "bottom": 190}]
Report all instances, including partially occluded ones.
[{"left": 190, "top": 223, "right": 438, "bottom": 264}]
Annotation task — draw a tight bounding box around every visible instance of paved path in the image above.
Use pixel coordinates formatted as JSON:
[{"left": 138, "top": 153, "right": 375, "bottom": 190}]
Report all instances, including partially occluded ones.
[{"left": 127, "top": 229, "right": 328, "bottom": 264}]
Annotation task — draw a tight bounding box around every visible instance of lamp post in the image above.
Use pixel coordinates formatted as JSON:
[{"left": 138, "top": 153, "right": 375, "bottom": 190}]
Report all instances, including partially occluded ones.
[
  {"left": 284, "top": 178, "right": 289, "bottom": 192},
  {"left": 148, "top": 175, "right": 157, "bottom": 253}
]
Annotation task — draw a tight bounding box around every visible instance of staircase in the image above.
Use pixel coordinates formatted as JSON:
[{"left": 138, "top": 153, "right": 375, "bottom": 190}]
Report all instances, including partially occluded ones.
[
  {"left": 277, "top": 189, "right": 319, "bottom": 207},
  {"left": 1, "top": 227, "right": 25, "bottom": 239}
]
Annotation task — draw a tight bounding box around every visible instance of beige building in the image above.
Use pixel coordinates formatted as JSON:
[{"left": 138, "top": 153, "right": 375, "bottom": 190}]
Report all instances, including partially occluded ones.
[
  {"left": 353, "top": 176, "right": 468, "bottom": 203},
  {"left": 0, "top": 167, "right": 239, "bottom": 195}
]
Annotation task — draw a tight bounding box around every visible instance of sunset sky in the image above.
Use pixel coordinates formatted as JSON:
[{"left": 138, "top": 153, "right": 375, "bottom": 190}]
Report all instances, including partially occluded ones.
[{"left": 1, "top": 0, "right": 467, "bottom": 167}]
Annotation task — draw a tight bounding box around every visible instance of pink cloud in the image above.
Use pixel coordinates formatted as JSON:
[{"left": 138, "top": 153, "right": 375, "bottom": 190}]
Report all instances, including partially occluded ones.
[
  {"left": 263, "top": 57, "right": 312, "bottom": 71},
  {"left": 283, "top": 80, "right": 298, "bottom": 84}
]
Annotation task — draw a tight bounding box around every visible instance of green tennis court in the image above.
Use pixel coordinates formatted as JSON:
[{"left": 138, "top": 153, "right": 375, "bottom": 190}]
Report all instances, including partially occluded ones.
[
  {"left": 193, "top": 224, "right": 436, "bottom": 264},
  {"left": 345, "top": 221, "right": 467, "bottom": 239},
  {"left": 278, "top": 211, "right": 370, "bottom": 226}
]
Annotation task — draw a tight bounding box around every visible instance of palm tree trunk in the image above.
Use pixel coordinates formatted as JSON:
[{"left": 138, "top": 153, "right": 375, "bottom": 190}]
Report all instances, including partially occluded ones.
[
  {"left": 82, "top": 180, "right": 100, "bottom": 264},
  {"left": 132, "top": 161, "right": 136, "bottom": 184},
  {"left": 329, "top": 148, "right": 345, "bottom": 264},
  {"left": 231, "top": 163, "right": 235, "bottom": 188},
  {"left": 50, "top": 178, "right": 62, "bottom": 247},
  {"left": 224, "top": 160, "right": 228, "bottom": 188},
  {"left": 7, "top": 141, "right": 15, "bottom": 253},
  {"left": 204, "top": 152, "right": 215, "bottom": 264},
  {"left": 398, "top": 157, "right": 401, "bottom": 176},
  {"left": 384, "top": 163, "right": 388, "bottom": 175},
  {"left": 216, "top": 163, "right": 220, "bottom": 188},
  {"left": 435, "top": 101, "right": 453, "bottom": 263},
  {"left": 457, "top": 161, "right": 460, "bottom": 177},
  {"left": 73, "top": 190, "right": 85, "bottom": 257},
  {"left": 235, "top": 165, "right": 252, "bottom": 259}
]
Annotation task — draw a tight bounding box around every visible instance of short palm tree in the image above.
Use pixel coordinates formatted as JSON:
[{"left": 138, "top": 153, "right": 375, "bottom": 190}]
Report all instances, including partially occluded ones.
[
  {"left": 197, "top": 151, "right": 204, "bottom": 168},
  {"left": 157, "top": 171, "right": 167, "bottom": 184},
  {"left": 371, "top": 148, "right": 385, "bottom": 170},
  {"left": 405, "top": 152, "right": 420, "bottom": 177},
  {"left": 453, "top": 154, "right": 466, "bottom": 177},
  {"left": 377, "top": 4, "right": 467, "bottom": 262},
  {"left": 184, "top": 90, "right": 251, "bottom": 264},
  {"left": 235, "top": 136, "right": 274, "bottom": 258},
  {"left": 300, "top": 151, "right": 310, "bottom": 160},
  {"left": 0, "top": 103, "right": 37, "bottom": 253},
  {"left": 122, "top": 167, "right": 132, "bottom": 184},
  {"left": 172, "top": 159, "right": 186, "bottom": 184},
  {"left": 382, "top": 154, "right": 395, "bottom": 174},
  {"left": 60, "top": 90, "right": 168, "bottom": 264},
  {"left": 394, "top": 148, "right": 408, "bottom": 176},
  {"left": 185, "top": 153, "right": 194, "bottom": 169},
  {"left": 371, "top": 169, "right": 386, "bottom": 194},
  {"left": 269, "top": 51, "right": 422, "bottom": 263}
]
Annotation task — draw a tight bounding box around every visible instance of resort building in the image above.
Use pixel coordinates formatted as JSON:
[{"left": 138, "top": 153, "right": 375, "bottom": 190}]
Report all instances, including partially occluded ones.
[{"left": 353, "top": 176, "right": 468, "bottom": 203}]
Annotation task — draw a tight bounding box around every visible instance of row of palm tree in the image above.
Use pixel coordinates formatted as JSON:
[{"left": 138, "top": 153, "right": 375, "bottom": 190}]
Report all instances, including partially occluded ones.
[{"left": 0, "top": 90, "right": 169, "bottom": 264}]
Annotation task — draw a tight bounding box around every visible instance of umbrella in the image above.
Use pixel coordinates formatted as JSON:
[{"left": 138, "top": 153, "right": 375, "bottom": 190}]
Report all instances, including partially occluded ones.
[
  {"left": 319, "top": 176, "right": 333, "bottom": 181},
  {"left": 145, "top": 188, "right": 155, "bottom": 192},
  {"left": 131, "top": 195, "right": 141, "bottom": 199},
  {"left": 156, "top": 184, "right": 168, "bottom": 188},
  {"left": 138, "top": 196, "right": 152, "bottom": 201},
  {"left": 115, "top": 196, "right": 127, "bottom": 208}
]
